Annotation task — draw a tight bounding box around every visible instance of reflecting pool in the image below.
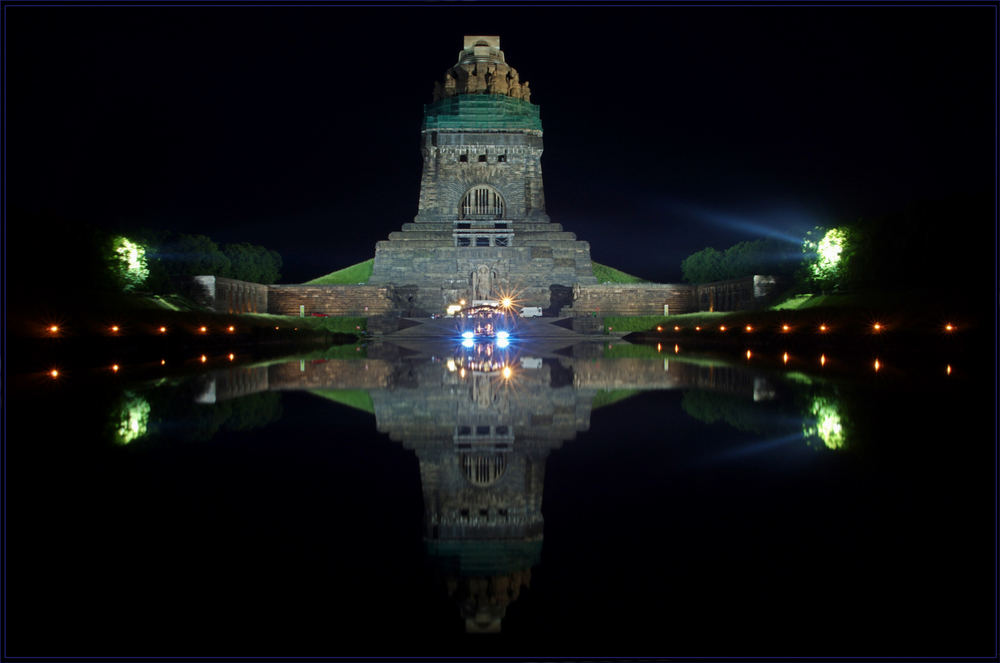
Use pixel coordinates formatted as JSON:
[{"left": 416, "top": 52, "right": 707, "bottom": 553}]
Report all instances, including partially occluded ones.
[{"left": 6, "top": 337, "right": 994, "bottom": 657}]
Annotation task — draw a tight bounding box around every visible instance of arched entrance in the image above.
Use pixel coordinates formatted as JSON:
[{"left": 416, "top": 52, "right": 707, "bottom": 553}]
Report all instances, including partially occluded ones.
[{"left": 460, "top": 185, "right": 505, "bottom": 219}]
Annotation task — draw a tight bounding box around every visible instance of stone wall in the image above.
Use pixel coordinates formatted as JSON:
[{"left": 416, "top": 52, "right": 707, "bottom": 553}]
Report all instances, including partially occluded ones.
[
  {"left": 191, "top": 276, "right": 268, "bottom": 314},
  {"left": 694, "top": 275, "right": 779, "bottom": 312},
  {"left": 567, "top": 283, "right": 697, "bottom": 316},
  {"left": 267, "top": 284, "right": 396, "bottom": 317}
]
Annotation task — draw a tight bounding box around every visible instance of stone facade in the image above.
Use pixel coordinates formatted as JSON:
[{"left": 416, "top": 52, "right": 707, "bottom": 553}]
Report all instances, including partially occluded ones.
[
  {"left": 267, "top": 284, "right": 396, "bottom": 317},
  {"left": 191, "top": 276, "right": 268, "bottom": 314},
  {"left": 369, "top": 36, "right": 598, "bottom": 314}
]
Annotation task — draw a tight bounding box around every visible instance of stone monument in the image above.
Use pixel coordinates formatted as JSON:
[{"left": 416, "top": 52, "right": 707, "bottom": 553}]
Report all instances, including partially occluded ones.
[{"left": 369, "top": 36, "right": 598, "bottom": 314}]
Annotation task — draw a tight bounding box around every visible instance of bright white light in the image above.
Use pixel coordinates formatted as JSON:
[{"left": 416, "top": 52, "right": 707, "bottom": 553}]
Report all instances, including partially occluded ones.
[
  {"left": 496, "top": 331, "right": 509, "bottom": 340},
  {"left": 462, "top": 338, "right": 475, "bottom": 348},
  {"left": 446, "top": 359, "right": 456, "bottom": 372},
  {"left": 461, "top": 331, "right": 474, "bottom": 339},
  {"left": 496, "top": 337, "right": 510, "bottom": 348}
]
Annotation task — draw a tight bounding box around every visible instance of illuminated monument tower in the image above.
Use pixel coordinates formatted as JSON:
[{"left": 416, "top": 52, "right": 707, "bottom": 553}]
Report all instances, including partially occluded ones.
[{"left": 369, "top": 36, "right": 598, "bottom": 313}]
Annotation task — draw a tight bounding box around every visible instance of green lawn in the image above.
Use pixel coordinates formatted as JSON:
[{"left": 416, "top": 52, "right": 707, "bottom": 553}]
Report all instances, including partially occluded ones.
[
  {"left": 591, "top": 262, "right": 649, "bottom": 284},
  {"left": 241, "top": 313, "right": 366, "bottom": 334},
  {"left": 309, "top": 389, "right": 375, "bottom": 414},
  {"left": 304, "top": 259, "right": 374, "bottom": 285}
]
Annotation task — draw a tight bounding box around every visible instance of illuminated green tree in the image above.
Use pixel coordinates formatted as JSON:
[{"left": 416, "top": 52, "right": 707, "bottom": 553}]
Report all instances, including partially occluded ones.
[
  {"left": 110, "top": 236, "right": 150, "bottom": 292},
  {"left": 801, "top": 225, "right": 851, "bottom": 292}
]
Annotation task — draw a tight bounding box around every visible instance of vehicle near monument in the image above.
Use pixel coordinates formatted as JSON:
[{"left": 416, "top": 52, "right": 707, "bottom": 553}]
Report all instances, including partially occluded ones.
[{"left": 519, "top": 306, "right": 542, "bottom": 318}]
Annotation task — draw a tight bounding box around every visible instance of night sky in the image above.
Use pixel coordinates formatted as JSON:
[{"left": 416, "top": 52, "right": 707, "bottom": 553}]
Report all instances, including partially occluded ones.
[{"left": 7, "top": 4, "right": 995, "bottom": 284}]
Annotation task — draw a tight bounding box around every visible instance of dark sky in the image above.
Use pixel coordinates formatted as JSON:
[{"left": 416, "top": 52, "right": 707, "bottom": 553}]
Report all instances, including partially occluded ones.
[{"left": 7, "top": 4, "right": 995, "bottom": 283}]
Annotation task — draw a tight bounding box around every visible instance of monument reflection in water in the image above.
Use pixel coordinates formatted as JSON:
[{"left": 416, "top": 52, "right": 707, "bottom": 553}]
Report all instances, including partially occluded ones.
[{"left": 196, "top": 338, "right": 771, "bottom": 634}]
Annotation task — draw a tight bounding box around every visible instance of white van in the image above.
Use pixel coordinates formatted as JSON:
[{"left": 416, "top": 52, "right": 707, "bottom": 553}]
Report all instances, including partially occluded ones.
[{"left": 520, "top": 307, "right": 543, "bottom": 318}]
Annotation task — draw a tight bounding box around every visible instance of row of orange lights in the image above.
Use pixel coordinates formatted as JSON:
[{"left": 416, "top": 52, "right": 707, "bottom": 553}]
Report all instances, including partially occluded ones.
[
  {"left": 652, "top": 344, "right": 953, "bottom": 376},
  {"left": 654, "top": 322, "right": 957, "bottom": 334},
  {"left": 48, "top": 353, "right": 238, "bottom": 378},
  {"left": 48, "top": 324, "right": 239, "bottom": 334}
]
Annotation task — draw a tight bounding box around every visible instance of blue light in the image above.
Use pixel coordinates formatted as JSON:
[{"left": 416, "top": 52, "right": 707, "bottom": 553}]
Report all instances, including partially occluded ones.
[
  {"left": 496, "top": 330, "right": 510, "bottom": 340},
  {"left": 496, "top": 337, "right": 510, "bottom": 349},
  {"left": 461, "top": 331, "right": 474, "bottom": 339},
  {"left": 462, "top": 338, "right": 475, "bottom": 348}
]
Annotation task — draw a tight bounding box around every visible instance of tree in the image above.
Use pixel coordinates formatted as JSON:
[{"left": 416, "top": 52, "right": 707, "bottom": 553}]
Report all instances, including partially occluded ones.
[
  {"left": 681, "top": 247, "right": 724, "bottom": 283},
  {"left": 223, "top": 242, "right": 282, "bottom": 284}
]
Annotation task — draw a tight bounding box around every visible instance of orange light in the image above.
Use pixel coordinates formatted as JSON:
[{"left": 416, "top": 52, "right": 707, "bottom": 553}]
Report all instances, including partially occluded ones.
[
  {"left": 782, "top": 324, "right": 790, "bottom": 332},
  {"left": 459, "top": 368, "right": 466, "bottom": 378},
  {"left": 49, "top": 369, "right": 60, "bottom": 379},
  {"left": 110, "top": 325, "right": 119, "bottom": 333},
  {"left": 294, "top": 327, "right": 298, "bottom": 331},
  {"left": 275, "top": 326, "right": 280, "bottom": 330},
  {"left": 945, "top": 323, "right": 954, "bottom": 332},
  {"left": 719, "top": 325, "right": 727, "bottom": 332},
  {"left": 656, "top": 326, "right": 663, "bottom": 332},
  {"left": 228, "top": 353, "right": 235, "bottom": 361},
  {"left": 946, "top": 364, "right": 952, "bottom": 375},
  {"left": 200, "top": 355, "right": 207, "bottom": 363},
  {"left": 502, "top": 366, "right": 512, "bottom": 379},
  {"left": 820, "top": 354, "right": 827, "bottom": 366},
  {"left": 782, "top": 352, "right": 789, "bottom": 364},
  {"left": 674, "top": 344, "right": 679, "bottom": 354},
  {"left": 160, "top": 359, "right": 166, "bottom": 366},
  {"left": 111, "top": 364, "right": 120, "bottom": 373},
  {"left": 48, "top": 325, "right": 59, "bottom": 333},
  {"left": 695, "top": 326, "right": 701, "bottom": 331},
  {"left": 674, "top": 325, "right": 680, "bottom": 331},
  {"left": 874, "top": 358, "right": 881, "bottom": 372},
  {"left": 745, "top": 325, "right": 753, "bottom": 332},
  {"left": 199, "top": 326, "right": 207, "bottom": 333},
  {"left": 745, "top": 350, "right": 752, "bottom": 360},
  {"left": 819, "top": 325, "right": 827, "bottom": 332},
  {"left": 227, "top": 325, "right": 235, "bottom": 333},
  {"left": 159, "top": 326, "right": 167, "bottom": 333},
  {"left": 657, "top": 343, "right": 662, "bottom": 352},
  {"left": 872, "top": 323, "right": 882, "bottom": 332}
]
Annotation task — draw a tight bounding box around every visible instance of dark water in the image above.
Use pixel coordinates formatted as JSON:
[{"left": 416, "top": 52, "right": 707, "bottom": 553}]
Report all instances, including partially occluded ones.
[{"left": 6, "top": 337, "right": 995, "bottom": 658}]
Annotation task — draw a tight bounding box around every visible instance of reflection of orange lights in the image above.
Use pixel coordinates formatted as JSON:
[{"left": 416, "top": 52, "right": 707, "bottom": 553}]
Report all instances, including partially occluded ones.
[
  {"left": 111, "top": 325, "right": 119, "bottom": 333},
  {"left": 200, "top": 355, "right": 207, "bottom": 363},
  {"left": 782, "top": 352, "right": 789, "bottom": 364},
  {"left": 945, "top": 323, "right": 954, "bottom": 332},
  {"left": 657, "top": 343, "right": 662, "bottom": 352},
  {"left": 946, "top": 364, "right": 952, "bottom": 375},
  {"left": 819, "top": 325, "right": 827, "bottom": 332},
  {"left": 874, "top": 358, "right": 881, "bottom": 372},
  {"left": 50, "top": 369, "right": 60, "bottom": 379},
  {"left": 159, "top": 326, "right": 167, "bottom": 333},
  {"left": 820, "top": 354, "right": 827, "bottom": 366},
  {"left": 746, "top": 350, "right": 752, "bottom": 359},
  {"left": 199, "top": 326, "right": 207, "bottom": 333},
  {"left": 228, "top": 353, "right": 235, "bottom": 361},
  {"left": 49, "top": 325, "right": 59, "bottom": 333},
  {"left": 872, "top": 323, "right": 882, "bottom": 332},
  {"left": 111, "top": 364, "right": 120, "bottom": 373},
  {"left": 782, "top": 324, "right": 790, "bottom": 332},
  {"left": 745, "top": 325, "right": 753, "bottom": 332},
  {"left": 674, "top": 344, "right": 679, "bottom": 354},
  {"left": 227, "top": 326, "right": 235, "bottom": 332}
]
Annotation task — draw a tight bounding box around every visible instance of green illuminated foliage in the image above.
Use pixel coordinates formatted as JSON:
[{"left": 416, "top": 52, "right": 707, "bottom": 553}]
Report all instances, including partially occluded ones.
[
  {"left": 114, "top": 392, "right": 151, "bottom": 445},
  {"left": 802, "top": 226, "right": 850, "bottom": 292},
  {"left": 111, "top": 236, "right": 150, "bottom": 292},
  {"left": 802, "top": 396, "right": 846, "bottom": 450}
]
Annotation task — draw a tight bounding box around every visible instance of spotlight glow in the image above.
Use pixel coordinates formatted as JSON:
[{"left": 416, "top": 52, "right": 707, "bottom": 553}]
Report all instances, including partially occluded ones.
[
  {"left": 496, "top": 337, "right": 510, "bottom": 348},
  {"left": 462, "top": 338, "right": 475, "bottom": 348},
  {"left": 461, "top": 331, "right": 475, "bottom": 340},
  {"left": 496, "top": 330, "right": 510, "bottom": 340},
  {"left": 501, "top": 297, "right": 513, "bottom": 308}
]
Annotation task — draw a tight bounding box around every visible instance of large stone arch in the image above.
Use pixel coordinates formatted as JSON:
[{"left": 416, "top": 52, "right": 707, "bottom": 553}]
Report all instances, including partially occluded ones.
[{"left": 459, "top": 183, "right": 506, "bottom": 219}]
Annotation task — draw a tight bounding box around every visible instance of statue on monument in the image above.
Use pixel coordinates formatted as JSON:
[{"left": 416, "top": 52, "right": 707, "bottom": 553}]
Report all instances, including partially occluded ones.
[
  {"left": 521, "top": 81, "right": 531, "bottom": 103},
  {"left": 444, "top": 71, "right": 456, "bottom": 97},
  {"left": 471, "top": 264, "right": 496, "bottom": 301}
]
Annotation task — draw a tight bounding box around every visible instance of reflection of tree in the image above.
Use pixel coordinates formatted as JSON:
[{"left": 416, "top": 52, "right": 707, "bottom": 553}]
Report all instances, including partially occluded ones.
[
  {"left": 802, "top": 395, "right": 846, "bottom": 450},
  {"left": 112, "top": 391, "right": 151, "bottom": 445},
  {"left": 680, "top": 390, "right": 773, "bottom": 433}
]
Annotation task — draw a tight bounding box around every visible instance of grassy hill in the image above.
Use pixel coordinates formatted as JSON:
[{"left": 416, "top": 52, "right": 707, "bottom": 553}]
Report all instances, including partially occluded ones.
[
  {"left": 304, "top": 259, "right": 374, "bottom": 285},
  {"left": 305, "top": 258, "right": 647, "bottom": 286},
  {"left": 591, "top": 262, "right": 649, "bottom": 284}
]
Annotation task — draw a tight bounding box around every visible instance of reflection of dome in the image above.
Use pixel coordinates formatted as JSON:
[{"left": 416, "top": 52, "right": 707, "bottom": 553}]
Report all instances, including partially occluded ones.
[
  {"left": 461, "top": 452, "right": 507, "bottom": 487},
  {"left": 446, "top": 569, "right": 532, "bottom": 634}
]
